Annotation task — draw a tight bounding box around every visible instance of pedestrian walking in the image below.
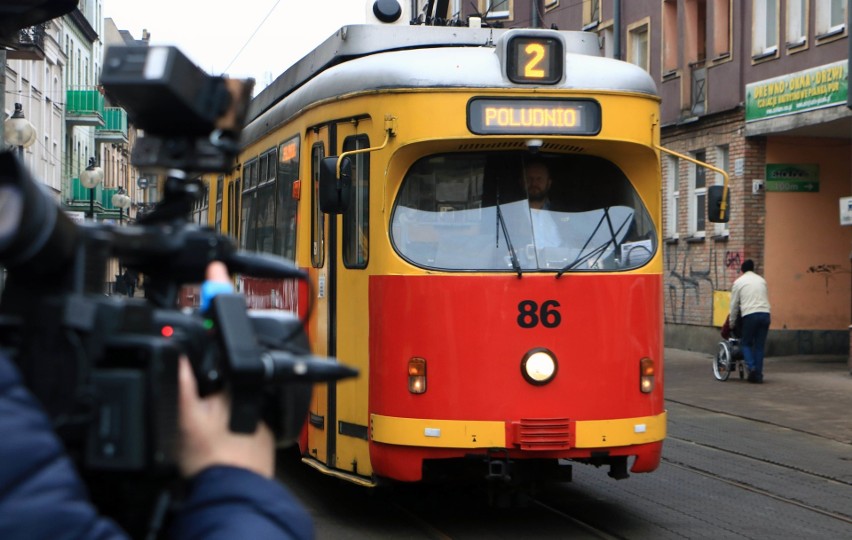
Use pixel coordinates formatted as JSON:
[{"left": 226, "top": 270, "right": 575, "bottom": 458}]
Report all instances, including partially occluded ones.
[{"left": 729, "top": 259, "right": 771, "bottom": 383}]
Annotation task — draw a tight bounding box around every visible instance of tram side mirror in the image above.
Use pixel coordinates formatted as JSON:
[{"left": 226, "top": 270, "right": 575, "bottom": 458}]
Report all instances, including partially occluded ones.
[
  {"left": 319, "top": 156, "right": 352, "bottom": 214},
  {"left": 707, "top": 185, "right": 730, "bottom": 223}
]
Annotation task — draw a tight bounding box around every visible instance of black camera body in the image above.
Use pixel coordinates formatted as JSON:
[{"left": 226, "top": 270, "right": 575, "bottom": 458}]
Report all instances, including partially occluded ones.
[{"left": 0, "top": 44, "right": 355, "bottom": 536}]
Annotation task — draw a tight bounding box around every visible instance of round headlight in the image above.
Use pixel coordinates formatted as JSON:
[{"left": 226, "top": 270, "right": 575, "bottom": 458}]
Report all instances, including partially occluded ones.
[{"left": 521, "top": 348, "right": 557, "bottom": 385}]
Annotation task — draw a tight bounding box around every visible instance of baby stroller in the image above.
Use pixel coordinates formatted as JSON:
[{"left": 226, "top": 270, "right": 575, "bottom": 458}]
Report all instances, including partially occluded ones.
[{"left": 714, "top": 314, "right": 745, "bottom": 381}]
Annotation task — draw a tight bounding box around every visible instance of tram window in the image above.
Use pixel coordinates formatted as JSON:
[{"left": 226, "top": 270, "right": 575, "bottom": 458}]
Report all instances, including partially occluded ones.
[
  {"left": 311, "top": 143, "right": 325, "bottom": 268},
  {"left": 231, "top": 179, "right": 241, "bottom": 240},
  {"left": 253, "top": 183, "right": 276, "bottom": 253},
  {"left": 215, "top": 175, "right": 223, "bottom": 232},
  {"left": 240, "top": 149, "right": 280, "bottom": 255},
  {"left": 276, "top": 135, "right": 300, "bottom": 261},
  {"left": 391, "top": 152, "right": 657, "bottom": 273},
  {"left": 259, "top": 154, "right": 269, "bottom": 188},
  {"left": 342, "top": 135, "right": 369, "bottom": 269},
  {"left": 240, "top": 160, "right": 256, "bottom": 250},
  {"left": 192, "top": 183, "right": 209, "bottom": 225}
]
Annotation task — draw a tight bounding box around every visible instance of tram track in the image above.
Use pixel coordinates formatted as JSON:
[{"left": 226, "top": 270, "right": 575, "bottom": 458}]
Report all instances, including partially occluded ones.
[
  {"left": 664, "top": 398, "right": 852, "bottom": 528},
  {"left": 666, "top": 398, "right": 852, "bottom": 486},
  {"left": 666, "top": 432, "right": 852, "bottom": 488},
  {"left": 529, "top": 499, "right": 628, "bottom": 540},
  {"left": 666, "top": 397, "right": 852, "bottom": 445},
  {"left": 386, "top": 484, "right": 631, "bottom": 540},
  {"left": 662, "top": 458, "right": 852, "bottom": 526}
]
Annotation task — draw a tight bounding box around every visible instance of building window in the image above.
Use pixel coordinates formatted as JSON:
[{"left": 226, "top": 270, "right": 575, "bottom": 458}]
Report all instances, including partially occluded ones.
[
  {"left": 627, "top": 19, "right": 650, "bottom": 72},
  {"left": 449, "top": 0, "right": 462, "bottom": 19},
  {"left": 815, "top": 0, "right": 847, "bottom": 39},
  {"left": 583, "top": 0, "right": 600, "bottom": 29},
  {"left": 786, "top": 0, "right": 808, "bottom": 48},
  {"left": 685, "top": 0, "right": 707, "bottom": 64},
  {"left": 752, "top": 0, "right": 779, "bottom": 59},
  {"left": 662, "top": 0, "right": 679, "bottom": 74},
  {"left": 713, "top": 146, "right": 730, "bottom": 238},
  {"left": 665, "top": 155, "right": 679, "bottom": 240},
  {"left": 711, "top": 0, "right": 732, "bottom": 57},
  {"left": 688, "top": 150, "right": 707, "bottom": 238},
  {"left": 599, "top": 22, "right": 614, "bottom": 58},
  {"left": 481, "top": 0, "right": 511, "bottom": 20}
]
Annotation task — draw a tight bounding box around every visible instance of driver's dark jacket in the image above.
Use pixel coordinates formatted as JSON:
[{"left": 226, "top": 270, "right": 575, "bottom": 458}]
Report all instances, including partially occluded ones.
[{"left": 0, "top": 352, "right": 313, "bottom": 540}]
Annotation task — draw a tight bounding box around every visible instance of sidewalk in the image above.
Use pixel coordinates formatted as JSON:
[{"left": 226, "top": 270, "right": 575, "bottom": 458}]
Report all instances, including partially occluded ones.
[{"left": 664, "top": 348, "right": 852, "bottom": 445}]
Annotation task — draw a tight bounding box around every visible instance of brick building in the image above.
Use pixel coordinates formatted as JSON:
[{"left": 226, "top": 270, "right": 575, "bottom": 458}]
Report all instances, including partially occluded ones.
[{"left": 451, "top": 0, "right": 851, "bottom": 355}]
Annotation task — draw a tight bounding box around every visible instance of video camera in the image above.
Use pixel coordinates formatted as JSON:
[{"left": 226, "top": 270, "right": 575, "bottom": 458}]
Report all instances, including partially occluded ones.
[{"left": 0, "top": 45, "right": 356, "bottom": 536}]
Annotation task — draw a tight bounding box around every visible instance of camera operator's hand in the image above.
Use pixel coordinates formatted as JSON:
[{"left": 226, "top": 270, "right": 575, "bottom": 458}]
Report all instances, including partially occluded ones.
[
  {"left": 177, "top": 356, "right": 275, "bottom": 479},
  {"left": 177, "top": 261, "right": 275, "bottom": 479},
  {"left": 171, "top": 260, "right": 313, "bottom": 539}
]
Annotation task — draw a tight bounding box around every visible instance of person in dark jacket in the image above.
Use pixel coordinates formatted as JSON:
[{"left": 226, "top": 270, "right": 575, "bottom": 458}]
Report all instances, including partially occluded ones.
[{"left": 0, "top": 262, "right": 313, "bottom": 540}]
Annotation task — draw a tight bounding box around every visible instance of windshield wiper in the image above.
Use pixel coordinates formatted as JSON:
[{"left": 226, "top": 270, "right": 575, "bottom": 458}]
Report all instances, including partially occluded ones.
[
  {"left": 556, "top": 208, "right": 631, "bottom": 278},
  {"left": 495, "top": 191, "right": 522, "bottom": 278}
]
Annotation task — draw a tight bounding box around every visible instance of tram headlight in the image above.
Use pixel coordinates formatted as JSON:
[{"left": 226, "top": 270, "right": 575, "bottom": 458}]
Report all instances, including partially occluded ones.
[
  {"left": 408, "top": 357, "right": 426, "bottom": 394},
  {"left": 640, "top": 357, "right": 655, "bottom": 393},
  {"left": 521, "top": 348, "right": 557, "bottom": 385}
]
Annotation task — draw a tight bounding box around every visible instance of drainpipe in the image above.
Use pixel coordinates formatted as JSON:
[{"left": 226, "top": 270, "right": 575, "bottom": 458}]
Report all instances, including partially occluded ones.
[
  {"left": 531, "top": 0, "right": 543, "bottom": 28},
  {"left": 1, "top": 50, "right": 6, "bottom": 145},
  {"left": 613, "top": 0, "right": 622, "bottom": 60}
]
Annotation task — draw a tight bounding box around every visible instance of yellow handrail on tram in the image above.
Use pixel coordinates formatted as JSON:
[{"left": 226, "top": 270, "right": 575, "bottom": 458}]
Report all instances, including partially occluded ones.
[
  {"left": 336, "top": 115, "right": 397, "bottom": 177},
  {"left": 655, "top": 144, "right": 730, "bottom": 222}
]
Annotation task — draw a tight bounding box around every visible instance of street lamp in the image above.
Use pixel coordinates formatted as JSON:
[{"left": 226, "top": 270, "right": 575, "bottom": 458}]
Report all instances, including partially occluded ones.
[
  {"left": 112, "top": 186, "right": 131, "bottom": 224},
  {"left": 3, "top": 103, "right": 36, "bottom": 157},
  {"left": 80, "top": 157, "right": 104, "bottom": 220}
]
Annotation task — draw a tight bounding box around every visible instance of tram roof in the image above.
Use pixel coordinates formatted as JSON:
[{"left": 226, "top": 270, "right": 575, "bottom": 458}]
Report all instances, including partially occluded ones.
[
  {"left": 243, "top": 25, "right": 658, "bottom": 144},
  {"left": 248, "top": 25, "right": 657, "bottom": 123},
  {"left": 248, "top": 25, "right": 505, "bottom": 123}
]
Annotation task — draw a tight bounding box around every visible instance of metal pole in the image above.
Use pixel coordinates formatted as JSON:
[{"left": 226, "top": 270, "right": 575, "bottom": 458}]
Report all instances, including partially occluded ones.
[
  {"left": 531, "top": 0, "right": 542, "bottom": 28},
  {"left": 613, "top": 0, "right": 622, "bottom": 60},
  {"left": 0, "top": 50, "right": 5, "bottom": 147},
  {"left": 89, "top": 188, "right": 95, "bottom": 219}
]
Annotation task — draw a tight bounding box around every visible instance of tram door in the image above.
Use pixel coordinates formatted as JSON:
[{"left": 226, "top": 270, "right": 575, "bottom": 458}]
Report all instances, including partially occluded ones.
[
  {"left": 331, "top": 119, "right": 373, "bottom": 478},
  {"left": 307, "top": 118, "right": 374, "bottom": 478}
]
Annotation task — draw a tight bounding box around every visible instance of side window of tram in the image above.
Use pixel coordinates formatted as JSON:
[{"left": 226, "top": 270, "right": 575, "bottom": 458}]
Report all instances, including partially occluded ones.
[
  {"left": 311, "top": 144, "right": 325, "bottom": 268},
  {"left": 255, "top": 150, "right": 278, "bottom": 254},
  {"left": 276, "top": 136, "right": 300, "bottom": 261},
  {"left": 215, "top": 175, "right": 223, "bottom": 232},
  {"left": 343, "top": 135, "right": 369, "bottom": 268},
  {"left": 230, "top": 179, "right": 241, "bottom": 241},
  {"left": 240, "top": 159, "right": 257, "bottom": 250}
]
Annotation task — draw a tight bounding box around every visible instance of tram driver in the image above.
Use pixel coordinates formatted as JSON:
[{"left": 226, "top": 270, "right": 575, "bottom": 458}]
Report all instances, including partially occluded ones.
[{"left": 520, "top": 158, "right": 562, "bottom": 251}]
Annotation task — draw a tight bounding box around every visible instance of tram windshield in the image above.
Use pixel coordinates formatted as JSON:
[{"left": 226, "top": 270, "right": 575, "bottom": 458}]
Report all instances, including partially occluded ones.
[{"left": 391, "top": 152, "right": 656, "bottom": 272}]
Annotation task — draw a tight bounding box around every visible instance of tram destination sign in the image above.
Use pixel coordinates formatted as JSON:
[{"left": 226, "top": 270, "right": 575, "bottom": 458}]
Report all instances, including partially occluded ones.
[{"left": 467, "top": 98, "right": 601, "bottom": 135}]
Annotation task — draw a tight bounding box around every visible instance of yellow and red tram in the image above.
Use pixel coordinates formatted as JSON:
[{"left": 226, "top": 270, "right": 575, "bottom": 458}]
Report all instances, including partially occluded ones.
[{"left": 207, "top": 19, "right": 728, "bottom": 490}]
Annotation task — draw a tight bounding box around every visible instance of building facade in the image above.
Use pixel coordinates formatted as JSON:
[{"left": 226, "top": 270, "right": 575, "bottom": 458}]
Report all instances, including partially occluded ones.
[
  {"left": 455, "top": 0, "right": 851, "bottom": 355},
  {"left": 3, "top": 2, "right": 148, "bottom": 294}
]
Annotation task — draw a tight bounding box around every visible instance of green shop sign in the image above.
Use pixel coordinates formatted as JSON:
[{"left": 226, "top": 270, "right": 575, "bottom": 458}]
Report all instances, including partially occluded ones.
[
  {"left": 765, "top": 164, "right": 819, "bottom": 192},
  {"left": 746, "top": 60, "right": 848, "bottom": 122}
]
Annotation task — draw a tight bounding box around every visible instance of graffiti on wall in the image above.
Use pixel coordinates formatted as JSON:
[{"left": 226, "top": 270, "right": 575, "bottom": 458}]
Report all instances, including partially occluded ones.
[
  {"left": 806, "top": 264, "right": 851, "bottom": 294},
  {"left": 667, "top": 245, "right": 851, "bottom": 328},
  {"left": 666, "top": 243, "right": 742, "bottom": 325}
]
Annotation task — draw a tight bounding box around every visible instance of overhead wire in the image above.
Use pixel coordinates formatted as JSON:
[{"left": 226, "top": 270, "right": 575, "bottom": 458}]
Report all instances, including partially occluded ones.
[{"left": 222, "top": 0, "right": 282, "bottom": 75}]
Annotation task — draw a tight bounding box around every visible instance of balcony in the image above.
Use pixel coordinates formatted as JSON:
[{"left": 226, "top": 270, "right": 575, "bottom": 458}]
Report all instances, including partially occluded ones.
[
  {"left": 95, "top": 107, "right": 129, "bottom": 145},
  {"left": 65, "top": 180, "right": 128, "bottom": 221},
  {"left": 4, "top": 23, "right": 48, "bottom": 61},
  {"left": 66, "top": 86, "right": 104, "bottom": 128}
]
